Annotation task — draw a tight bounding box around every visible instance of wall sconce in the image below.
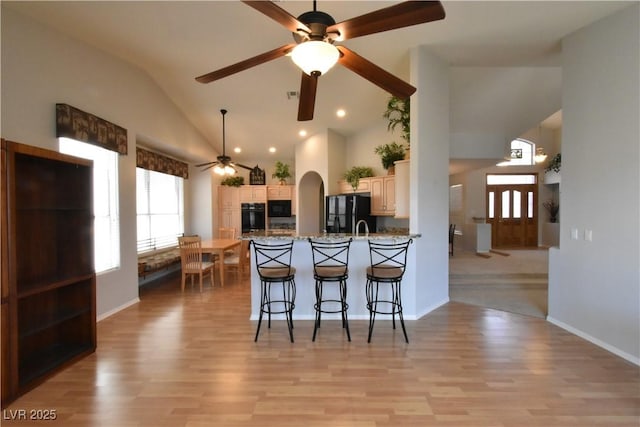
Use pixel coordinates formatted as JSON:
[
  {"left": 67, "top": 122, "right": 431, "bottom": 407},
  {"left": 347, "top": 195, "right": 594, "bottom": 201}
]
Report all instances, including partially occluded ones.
[{"left": 535, "top": 147, "right": 548, "bottom": 163}]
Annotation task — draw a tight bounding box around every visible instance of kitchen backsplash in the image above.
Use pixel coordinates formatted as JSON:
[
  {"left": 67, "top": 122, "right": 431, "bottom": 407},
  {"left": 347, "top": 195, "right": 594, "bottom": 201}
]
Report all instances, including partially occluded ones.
[
  {"left": 269, "top": 217, "right": 296, "bottom": 230},
  {"left": 377, "top": 226, "right": 410, "bottom": 234}
]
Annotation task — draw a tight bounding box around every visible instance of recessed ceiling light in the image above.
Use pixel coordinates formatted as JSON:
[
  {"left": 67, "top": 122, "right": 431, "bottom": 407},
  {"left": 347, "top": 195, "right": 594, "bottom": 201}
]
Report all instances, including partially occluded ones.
[
  {"left": 234, "top": 147, "right": 241, "bottom": 153},
  {"left": 299, "top": 130, "right": 307, "bottom": 137},
  {"left": 336, "top": 109, "right": 346, "bottom": 118},
  {"left": 269, "top": 147, "right": 276, "bottom": 153}
]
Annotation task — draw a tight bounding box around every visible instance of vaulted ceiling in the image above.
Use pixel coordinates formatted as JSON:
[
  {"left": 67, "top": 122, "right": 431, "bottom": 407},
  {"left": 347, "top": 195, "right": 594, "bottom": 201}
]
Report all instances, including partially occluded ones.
[{"left": 4, "top": 1, "right": 630, "bottom": 164}]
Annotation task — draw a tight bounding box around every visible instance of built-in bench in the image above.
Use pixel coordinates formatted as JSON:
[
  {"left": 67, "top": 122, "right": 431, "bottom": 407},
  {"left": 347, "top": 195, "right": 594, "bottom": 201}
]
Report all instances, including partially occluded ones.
[{"left": 138, "top": 247, "right": 181, "bottom": 277}]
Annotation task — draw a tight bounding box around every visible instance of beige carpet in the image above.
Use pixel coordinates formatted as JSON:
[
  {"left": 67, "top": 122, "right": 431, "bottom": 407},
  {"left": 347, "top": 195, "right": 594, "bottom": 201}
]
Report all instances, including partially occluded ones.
[{"left": 449, "top": 248, "right": 548, "bottom": 318}]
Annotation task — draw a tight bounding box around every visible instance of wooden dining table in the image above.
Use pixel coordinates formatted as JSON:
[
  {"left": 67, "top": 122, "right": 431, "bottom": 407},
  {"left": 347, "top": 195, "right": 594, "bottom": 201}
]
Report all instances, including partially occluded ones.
[{"left": 201, "top": 239, "right": 242, "bottom": 288}]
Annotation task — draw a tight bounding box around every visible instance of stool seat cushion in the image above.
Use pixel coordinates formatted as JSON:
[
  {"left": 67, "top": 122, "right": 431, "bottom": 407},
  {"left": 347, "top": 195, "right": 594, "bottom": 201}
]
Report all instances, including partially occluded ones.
[
  {"left": 314, "top": 265, "right": 348, "bottom": 278},
  {"left": 367, "top": 265, "right": 403, "bottom": 280},
  {"left": 258, "top": 266, "right": 296, "bottom": 279}
]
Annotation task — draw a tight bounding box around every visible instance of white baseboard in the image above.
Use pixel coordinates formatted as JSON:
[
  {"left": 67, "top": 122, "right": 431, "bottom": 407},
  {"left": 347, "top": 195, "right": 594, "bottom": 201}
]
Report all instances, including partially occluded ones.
[
  {"left": 547, "top": 316, "right": 640, "bottom": 366},
  {"left": 97, "top": 297, "right": 140, "bottom": 322},
  {"left": 416, "top": 297, "right": 449, "bottom": 319},
  {"left": 249, "top": 298, "right": 450, "bottom": 322}
]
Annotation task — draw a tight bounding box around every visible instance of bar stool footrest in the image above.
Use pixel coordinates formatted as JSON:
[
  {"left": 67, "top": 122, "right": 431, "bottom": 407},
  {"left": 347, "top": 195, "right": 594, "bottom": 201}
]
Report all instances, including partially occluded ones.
[
  {"left": 314, "top": 299, "right": 349, "bottom": 314},
  {"left": 366, "top": 300, "right": 402, "bottom": 315}
]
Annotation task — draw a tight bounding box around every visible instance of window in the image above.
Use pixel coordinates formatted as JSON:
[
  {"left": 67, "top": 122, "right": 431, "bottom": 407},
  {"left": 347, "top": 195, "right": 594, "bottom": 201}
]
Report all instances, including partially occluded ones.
[
  {"left": 497, "top": 139, "right": 535, "bottom": 166},
  {"left": 136, "top": 168, "right": 184, "bottom": 253},
  {"left": 486, "top": 174, "right": 537, "bottom": 185},
  {"left": 59, "top": 137, "right": 120, "bottom": 273}
]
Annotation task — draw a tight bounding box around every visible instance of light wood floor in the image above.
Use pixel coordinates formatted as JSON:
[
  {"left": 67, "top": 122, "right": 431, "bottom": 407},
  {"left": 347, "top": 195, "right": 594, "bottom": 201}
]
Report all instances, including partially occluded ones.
[{"left": 5, "top": 271, "right": 639, "bottom": 426}]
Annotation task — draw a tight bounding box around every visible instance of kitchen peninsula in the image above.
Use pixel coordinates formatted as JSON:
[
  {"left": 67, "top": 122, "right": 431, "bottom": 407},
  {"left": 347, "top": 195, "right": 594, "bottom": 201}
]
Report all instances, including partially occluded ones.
[{"left": 243, "top": 232, "right": 421, "bottom": 322}]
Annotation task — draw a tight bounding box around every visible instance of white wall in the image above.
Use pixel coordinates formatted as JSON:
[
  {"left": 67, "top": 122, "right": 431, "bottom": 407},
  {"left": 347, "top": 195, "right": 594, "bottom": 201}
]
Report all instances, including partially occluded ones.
[
  {"left": 189, "top": 165, "right": 214, "bottom": 239},
  {"left": 345, "top": 121, "right": 391, "bottom": 177},
  {"left": 295, "top": 131, "right": 328, "bottom": 234},
  {"left": 407, "top": 46, "right": 451, "bottom": 317},
  {"left": 450, "top": 67, "right": 562, "bottom": 156},
  {"left": 548, "top": 4, "right": 639, "bottom": 364},
  {"left": 1, "top": 8, "right": 216, "bottom": 318},
  {"left": 326, "top": 129, "right": 347, "bottom": 196}
]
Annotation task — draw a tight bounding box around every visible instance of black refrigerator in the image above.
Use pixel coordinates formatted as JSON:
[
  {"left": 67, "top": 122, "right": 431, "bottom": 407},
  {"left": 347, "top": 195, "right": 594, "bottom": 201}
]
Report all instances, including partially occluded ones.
[{"left": 325, "top": 195, "right": 376, "bottom": 234}]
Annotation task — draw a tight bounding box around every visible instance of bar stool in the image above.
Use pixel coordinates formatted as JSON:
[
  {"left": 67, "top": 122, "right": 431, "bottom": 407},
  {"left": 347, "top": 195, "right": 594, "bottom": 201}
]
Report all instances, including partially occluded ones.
[
  {"left": 308, "top": 238, "right": 353, "bottom": 341},
  {"left": 251, "top": 240, "right": 296, "bottom": 343},
  {"left": 365, "top": 239, "right": 413, "bottom": 343}
]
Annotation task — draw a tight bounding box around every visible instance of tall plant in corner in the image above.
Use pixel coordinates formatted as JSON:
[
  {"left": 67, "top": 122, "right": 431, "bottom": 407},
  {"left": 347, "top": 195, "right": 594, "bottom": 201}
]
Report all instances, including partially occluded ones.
[{"left": 383, "top": 96, "right": 410, "bottom": 148}]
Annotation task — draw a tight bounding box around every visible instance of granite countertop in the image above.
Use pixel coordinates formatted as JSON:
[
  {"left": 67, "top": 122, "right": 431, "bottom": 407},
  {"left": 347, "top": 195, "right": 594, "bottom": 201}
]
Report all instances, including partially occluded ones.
[{"left": 240, "top": 231, "right": 420, "bottom": 241}]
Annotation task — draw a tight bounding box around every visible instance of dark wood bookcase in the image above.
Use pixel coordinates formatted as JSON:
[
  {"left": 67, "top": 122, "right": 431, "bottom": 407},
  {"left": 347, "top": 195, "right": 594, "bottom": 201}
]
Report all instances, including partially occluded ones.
[{"left": 1, "top": 139, "right": 96, "bottom": 407}]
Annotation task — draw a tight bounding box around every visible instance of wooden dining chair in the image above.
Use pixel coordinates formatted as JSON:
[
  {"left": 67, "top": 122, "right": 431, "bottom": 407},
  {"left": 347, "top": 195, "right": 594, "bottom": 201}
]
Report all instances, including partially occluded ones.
[
  {"left": 219, "top": 227, "right": 238, "bottom": 257},
  {"left": 223, "top": 239, "right": 251, "bottom": 281},
  {"left": 178, "top": 236, "right": 216, "bottom": 292},
  {"left": 218, "top": 227, "right": 236, "bottom": 239}
]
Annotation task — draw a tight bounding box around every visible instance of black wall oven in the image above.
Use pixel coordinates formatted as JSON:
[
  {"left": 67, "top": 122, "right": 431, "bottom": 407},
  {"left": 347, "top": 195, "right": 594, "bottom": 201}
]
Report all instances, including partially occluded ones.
[
  {"left": 268, "top": 200, "right": 292, "bottom": 217},
  {"left": 241, "top": 203, "right": 266, "bottom": 233}
]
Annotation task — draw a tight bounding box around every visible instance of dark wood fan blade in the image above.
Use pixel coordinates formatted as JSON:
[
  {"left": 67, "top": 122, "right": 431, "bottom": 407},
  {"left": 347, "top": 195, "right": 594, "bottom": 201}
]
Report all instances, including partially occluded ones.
[
  {"left": 235, "top": 163, "right": 254, "bottom": 171},
  {"left": 196, "top": 44, "right": 296, "bottom": 84},
  {"left": 337, "top": 46, "right": 416, "bottom": 99},
  {"left": 298, "top": 72, "right": 319, "bottom": 121},
  {"left": 201, "top": 163, "right": 218, "bottom": 172},
  {"left": 242, "top": 1, "right": 311, "bottom": 34},
  {"left": 196, "top": 161, "right": 219, "bottom": 167},
  {"left": 327, "top": 1, "right": 445, "bottom": 41}
]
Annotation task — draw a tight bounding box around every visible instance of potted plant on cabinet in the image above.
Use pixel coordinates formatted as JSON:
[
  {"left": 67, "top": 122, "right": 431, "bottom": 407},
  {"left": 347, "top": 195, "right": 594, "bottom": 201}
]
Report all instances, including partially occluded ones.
[
  {"left": 545, "top": 153, "right": 561, "bottom": 173},
  {"left": 374, "top": 142, "right": 405, "bottom": 174},
  {"left": 272, "top": 161, "right": 292, "bottom": 185},
  {"left": 221, "top": 176, "right": 244, "bottom": 187},
  {"left": 383, "top": 96, "right": 410, "bottom": 157},
  {"left": 343, "top": 166, "right": 374, "bottom": 192}
]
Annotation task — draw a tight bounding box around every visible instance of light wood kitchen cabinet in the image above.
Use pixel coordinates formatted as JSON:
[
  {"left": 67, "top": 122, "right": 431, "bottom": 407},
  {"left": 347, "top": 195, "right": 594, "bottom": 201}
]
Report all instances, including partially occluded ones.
[
  {"left": 239, "top": 185, "right": 267, "bottom": 203},
  {"left": 267, "top": 185, "right": 293, "bottom": 200},
  {"left": 219, "top": 185, "right": 239, "bottom": 209},
  {"left": 338, "top": 177, "right": 371, "bottom": 194},
  {"left": 218, "top": 186, "right": 241, "bottom": 236},
  {"left": 219, "top": 207, "right": 241, "bottom": 235},
  {"left": 370, "top": 176, "right": 396, "bottom": 216},
  {"left": 291, "top": 187, "right": 296, "bottom": 216}
]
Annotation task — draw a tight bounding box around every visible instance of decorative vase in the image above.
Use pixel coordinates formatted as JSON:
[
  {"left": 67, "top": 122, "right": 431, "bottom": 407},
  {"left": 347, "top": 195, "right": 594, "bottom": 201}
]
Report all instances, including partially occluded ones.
[
  {"left": 387, "top": 165, "right": 395, "bottom": 175},
  {"left": 279, "top": 179, "right": 286, "bottom": 185},
  {"left": 404, "top": 148, "right": 410, "bottom": 160}
]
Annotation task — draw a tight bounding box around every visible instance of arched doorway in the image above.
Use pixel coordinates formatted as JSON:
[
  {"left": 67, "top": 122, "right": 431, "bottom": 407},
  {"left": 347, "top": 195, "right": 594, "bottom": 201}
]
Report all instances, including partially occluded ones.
[{"left": 297, "top": 171, "right": 324, "bottom": 234}]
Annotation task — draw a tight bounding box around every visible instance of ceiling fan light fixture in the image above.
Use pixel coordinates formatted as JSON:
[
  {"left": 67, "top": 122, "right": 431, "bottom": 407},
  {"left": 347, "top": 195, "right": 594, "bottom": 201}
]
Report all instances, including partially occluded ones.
[
  {"left": 535, "top": 147, "right": 548, "bottom": 164},
  {"left": 213, "top": 164, "right": 236, "bottom": 176},
  {"left": 291, "top": 41, "right": 339, "bottom": 76}
]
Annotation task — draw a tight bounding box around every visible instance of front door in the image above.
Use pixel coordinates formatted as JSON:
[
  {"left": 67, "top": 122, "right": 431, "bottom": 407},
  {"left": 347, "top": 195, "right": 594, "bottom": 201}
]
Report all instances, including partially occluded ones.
[{"left": 487, "top": 184, "right": 538, "bottom": 248}]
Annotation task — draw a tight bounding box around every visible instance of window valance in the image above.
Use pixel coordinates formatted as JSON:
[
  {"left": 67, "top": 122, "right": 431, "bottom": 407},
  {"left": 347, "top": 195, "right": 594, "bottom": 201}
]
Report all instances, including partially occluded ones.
[
  {"left": 56, "top": 103, "right": 128, "bottom": 155},
  {"left": 136, "top": 147, "right": 189, "bottom": 179}
]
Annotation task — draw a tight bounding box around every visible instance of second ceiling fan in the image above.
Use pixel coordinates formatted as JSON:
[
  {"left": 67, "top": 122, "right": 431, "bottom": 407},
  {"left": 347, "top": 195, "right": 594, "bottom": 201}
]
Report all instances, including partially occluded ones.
[
  {"left": 196, "top": 109, "right": 252, "bottom": 174},
  {"left": 196, "top": 1, "right": 446, "bottom": 121}
]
